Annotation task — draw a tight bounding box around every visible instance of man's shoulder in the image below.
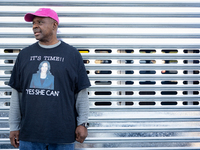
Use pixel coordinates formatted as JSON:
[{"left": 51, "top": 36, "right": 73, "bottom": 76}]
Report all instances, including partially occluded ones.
[
  {"left": 19, "top": 42, "right": 38, "bottom": 55},
  {"left": 16, "top": 43, "right": 38, "bottom": 61},
  {"left": 60, "top": 41, "right": 78, "bottom": 52},
  {"left": 23, "top": 42, "right": 38, "bottom": 51}
]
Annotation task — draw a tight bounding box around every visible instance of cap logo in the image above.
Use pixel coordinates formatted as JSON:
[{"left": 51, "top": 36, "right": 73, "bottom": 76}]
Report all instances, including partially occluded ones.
[{"left": 38, "top": 8, "right": 43, "bottom": 11}]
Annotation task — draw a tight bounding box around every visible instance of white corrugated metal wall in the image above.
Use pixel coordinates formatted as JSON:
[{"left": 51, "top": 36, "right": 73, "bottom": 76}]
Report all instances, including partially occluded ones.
[{"left": 0, "top": 0, "right": 200, "bottom": 149}]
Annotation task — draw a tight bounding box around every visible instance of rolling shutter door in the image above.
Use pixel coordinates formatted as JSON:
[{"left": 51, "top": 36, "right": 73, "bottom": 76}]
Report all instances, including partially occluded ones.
[{"left": 0, "top": 0, "right": 200, "bottom": 149}]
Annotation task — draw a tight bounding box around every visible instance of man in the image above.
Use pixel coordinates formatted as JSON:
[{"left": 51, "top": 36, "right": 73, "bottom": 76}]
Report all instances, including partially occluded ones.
[{"left": 8, "top": 8, "right": 91, "bottom": 150}]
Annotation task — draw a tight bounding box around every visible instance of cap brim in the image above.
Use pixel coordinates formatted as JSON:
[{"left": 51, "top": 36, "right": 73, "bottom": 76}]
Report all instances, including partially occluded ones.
[
  {"left": 24, "top": 13, "right": 35, "bottom": 22},
  {"left": 24, "top": 13, "right": 49, "bottom": 22}
]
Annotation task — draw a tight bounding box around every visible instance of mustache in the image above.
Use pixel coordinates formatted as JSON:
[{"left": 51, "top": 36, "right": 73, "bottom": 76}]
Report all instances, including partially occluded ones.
[{"left": 33, "top": 29, "right": 41, "bottom": 33}]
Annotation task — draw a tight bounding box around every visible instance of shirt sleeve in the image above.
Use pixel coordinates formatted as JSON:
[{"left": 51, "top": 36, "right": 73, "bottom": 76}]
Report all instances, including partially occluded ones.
[
  {"left": 9, "top": 88, "right": 21, "bottom": 131},
  {"left": 76, "top": 88, "right": 89, "bottom": 126},
  {"left": 75, "top": 52, "right": 91, "bottom": 93},
  {"left": 8, "top": 55, "right": 22, "bottom": 92}
]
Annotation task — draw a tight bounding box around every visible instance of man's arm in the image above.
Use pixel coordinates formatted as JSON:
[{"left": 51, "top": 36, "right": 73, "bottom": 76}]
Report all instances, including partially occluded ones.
[
  {"left": 75, "top": 88, "right": 89, "bottom": 143},
  {"left": 9, "top": 88, "right": 21, "bottom": 148}
]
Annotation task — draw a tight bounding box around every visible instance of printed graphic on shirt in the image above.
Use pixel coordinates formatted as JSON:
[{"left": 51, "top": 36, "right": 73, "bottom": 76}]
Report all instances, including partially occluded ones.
[{"left": 30, "top": 61, "right": 54, "bottom": 90}]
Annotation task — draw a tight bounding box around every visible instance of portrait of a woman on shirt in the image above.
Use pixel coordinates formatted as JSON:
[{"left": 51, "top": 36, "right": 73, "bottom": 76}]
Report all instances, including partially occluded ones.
[{"left": 30, "top": 61, "right": 54, "bottom": 90}]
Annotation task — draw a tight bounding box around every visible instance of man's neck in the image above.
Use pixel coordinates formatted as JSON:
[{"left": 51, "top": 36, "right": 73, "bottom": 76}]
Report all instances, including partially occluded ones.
[
  {"left": 39, "top": 40, "right": 61, "bottom": 49},
  {"left": 39, "top": 38, "right": 59, "bottom": 46}
]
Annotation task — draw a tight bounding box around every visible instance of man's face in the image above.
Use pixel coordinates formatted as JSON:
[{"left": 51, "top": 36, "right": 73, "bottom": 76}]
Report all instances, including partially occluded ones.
[{"left": 32, "top": 17, "right": 55, "bottom": 42}]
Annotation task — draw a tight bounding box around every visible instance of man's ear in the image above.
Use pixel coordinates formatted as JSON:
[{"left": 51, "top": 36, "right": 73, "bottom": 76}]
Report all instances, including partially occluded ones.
[
  {"left": 52, "top": 20, "right": 58, "bottom": 30},
  {"left": 53, "top": 21, "right": 58, "bottom": 29}
]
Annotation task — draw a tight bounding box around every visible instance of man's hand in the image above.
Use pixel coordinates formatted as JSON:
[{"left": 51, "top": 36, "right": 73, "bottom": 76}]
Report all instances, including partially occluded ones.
[
  {"left": 9, "top": 130, "right": 20, "bottom": 148},
  {"left": 75, "top": 125, "right": 88, "bottom": 143}
]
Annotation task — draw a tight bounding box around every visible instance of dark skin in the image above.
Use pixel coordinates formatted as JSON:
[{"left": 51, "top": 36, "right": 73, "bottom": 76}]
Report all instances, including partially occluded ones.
[
  {"left": 9, "top": 130, "right": 19, "bottom": 148},
  {"left": 76, "top": 125, "right": 88, "bottom": 143},
  {"left": 9, "top": 16, "right": 88, "bottom": 148},
  {"left": 32, "top": 17, "right": 59, "bottom": 45}
]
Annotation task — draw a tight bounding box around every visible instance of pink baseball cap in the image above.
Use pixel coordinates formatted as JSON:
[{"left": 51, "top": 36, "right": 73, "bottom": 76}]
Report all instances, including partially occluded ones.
[{"left": 24, "top": 8, "right": 59, "bottom": 24}]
